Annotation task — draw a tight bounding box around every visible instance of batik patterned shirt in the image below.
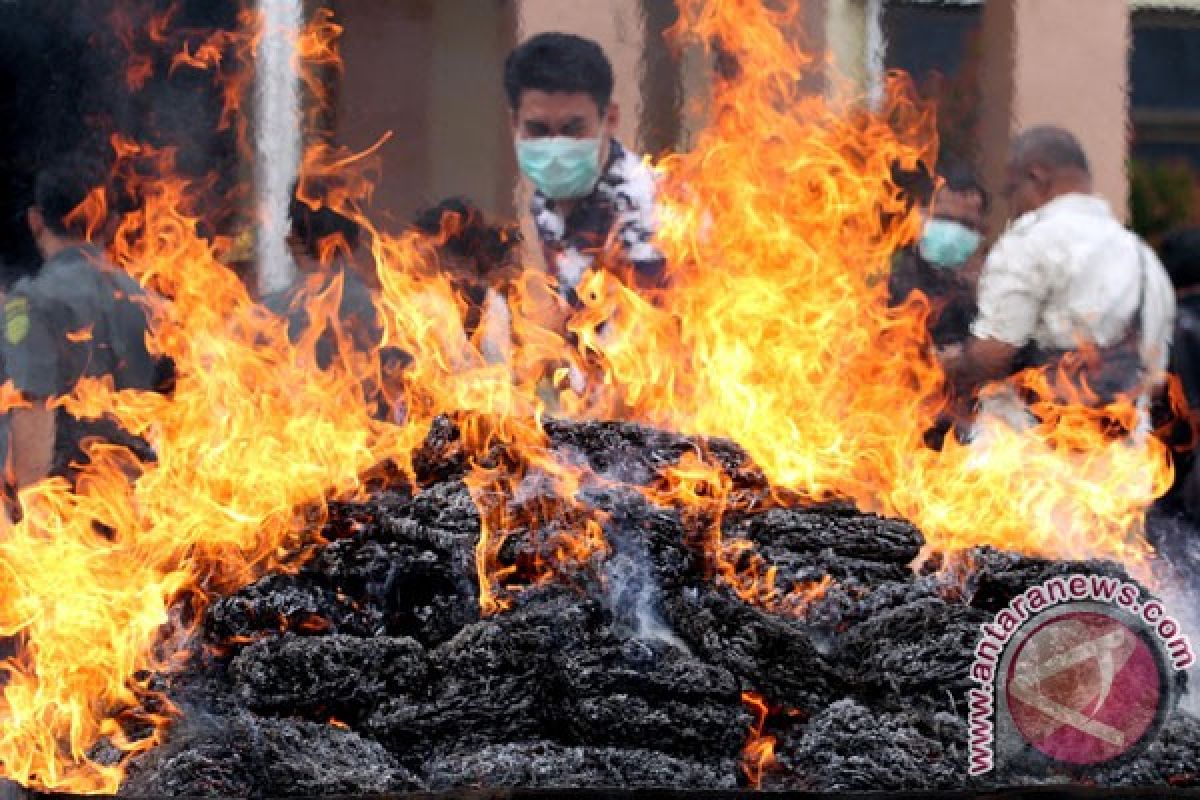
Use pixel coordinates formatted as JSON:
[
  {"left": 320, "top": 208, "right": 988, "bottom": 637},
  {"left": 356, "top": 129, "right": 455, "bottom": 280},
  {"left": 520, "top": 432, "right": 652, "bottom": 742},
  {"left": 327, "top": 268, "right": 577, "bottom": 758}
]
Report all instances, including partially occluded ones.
[{"left": 530, "top": 138, "right": 666, "bottom": 300}]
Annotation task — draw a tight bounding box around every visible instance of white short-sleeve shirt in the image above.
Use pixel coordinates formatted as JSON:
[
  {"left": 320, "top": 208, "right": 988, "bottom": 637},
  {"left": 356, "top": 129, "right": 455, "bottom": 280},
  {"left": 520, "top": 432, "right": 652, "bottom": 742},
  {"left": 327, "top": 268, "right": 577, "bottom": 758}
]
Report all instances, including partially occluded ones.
[{"left": 971, "top": 193, "right": 1175, "bottom": 375}]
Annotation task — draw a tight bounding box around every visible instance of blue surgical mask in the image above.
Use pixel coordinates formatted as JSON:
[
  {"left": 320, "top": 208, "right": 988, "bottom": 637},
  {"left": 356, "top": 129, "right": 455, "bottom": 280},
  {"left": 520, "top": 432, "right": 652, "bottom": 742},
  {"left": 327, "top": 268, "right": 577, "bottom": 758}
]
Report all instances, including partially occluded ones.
[
  {"left": 516, "top": 136, "right": 603, "bottom": 199},
  {"left": 918, "top": 217, "right": 982, "bottom": 269}
]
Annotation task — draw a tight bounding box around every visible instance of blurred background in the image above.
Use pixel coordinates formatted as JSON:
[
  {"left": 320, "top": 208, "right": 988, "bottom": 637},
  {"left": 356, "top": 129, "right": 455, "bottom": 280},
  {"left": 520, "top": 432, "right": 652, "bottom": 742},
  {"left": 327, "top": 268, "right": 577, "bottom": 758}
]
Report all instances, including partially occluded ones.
[{"left": 2, "top": 0, "right": 1196, "bottom": 283}]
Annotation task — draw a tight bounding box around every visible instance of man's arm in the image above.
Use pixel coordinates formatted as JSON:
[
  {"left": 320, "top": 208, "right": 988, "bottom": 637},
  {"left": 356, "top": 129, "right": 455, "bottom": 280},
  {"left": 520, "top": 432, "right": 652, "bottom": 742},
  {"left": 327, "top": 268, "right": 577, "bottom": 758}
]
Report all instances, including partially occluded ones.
[
  {"left": 1, "top": 295, "right": 61, "bottom": 488},
  {"left": 946, "top": 229, "right": 1041, "bottom": 416},
  {"left": 9, "top": 404, "right": 55, "bottom": 488},
  {"left": 947, "top": 336, "right": 1020, "bottom": 415}
]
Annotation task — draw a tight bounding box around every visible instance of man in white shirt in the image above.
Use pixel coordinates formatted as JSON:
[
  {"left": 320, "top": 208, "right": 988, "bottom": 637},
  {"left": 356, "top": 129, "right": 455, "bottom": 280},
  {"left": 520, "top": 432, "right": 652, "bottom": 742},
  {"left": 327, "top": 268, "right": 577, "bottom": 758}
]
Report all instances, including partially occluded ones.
[{"left": 950, "top": 126, "right": 1175, "bottom": 423}]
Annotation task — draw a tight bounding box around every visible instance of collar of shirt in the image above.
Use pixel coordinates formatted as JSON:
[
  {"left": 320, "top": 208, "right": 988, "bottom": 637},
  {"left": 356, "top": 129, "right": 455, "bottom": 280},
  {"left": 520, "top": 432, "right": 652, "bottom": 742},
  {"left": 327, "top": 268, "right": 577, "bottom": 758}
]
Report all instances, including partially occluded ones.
[
  {"left": 37, "top": 243, "right": 108, "bottom": 278},
  {"left": 1017, "top": 192, "right": 1113, "bottom": 230},
  {"left": 530, "top": 138, "right": 651, "bottom": 292},
  {"left": 11, "top": 244, "right": 100, "bottom": 296},
  {"left": 528, "top": 137, "right": 668, "bottom": 297}
]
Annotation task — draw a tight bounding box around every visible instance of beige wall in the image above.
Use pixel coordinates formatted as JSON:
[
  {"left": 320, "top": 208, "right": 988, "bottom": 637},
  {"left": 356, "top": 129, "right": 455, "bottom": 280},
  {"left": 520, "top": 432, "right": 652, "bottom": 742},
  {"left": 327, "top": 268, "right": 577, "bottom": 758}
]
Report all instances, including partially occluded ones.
[
  {"left": 429, "top": 0, "right": 518, "bottom": 218},
  {"left": 328, "top": 0, "right": 1136, "bottom": 228},
  {"left": 980, "top": 0, "right": 1131, "bottom": 224},
  {"left": 332, "top": 0, "right": 518, "bottom": 224},
  {"left": 331, "top": 0, "right": 433, "bottom": 226},
  {"left": 332, "top": 0, "right": 685, "bottom": 223},
  {"left": 1013, "top": 0, "right": 1130, "bottom": 218}
]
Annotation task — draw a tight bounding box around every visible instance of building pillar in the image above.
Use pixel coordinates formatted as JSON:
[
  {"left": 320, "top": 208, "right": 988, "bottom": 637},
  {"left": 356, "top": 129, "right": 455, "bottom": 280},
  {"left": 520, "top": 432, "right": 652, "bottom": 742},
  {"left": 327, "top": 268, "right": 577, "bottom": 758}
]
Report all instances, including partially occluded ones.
[
  {"left": 979, "top": 0, "right": 1130, "bottom": 225},
  {"left": 429, "top": 0, "right": 518, "bottom": 218},
  {"left": 825, "top": 0, "right": 884, "bottom": 105}
]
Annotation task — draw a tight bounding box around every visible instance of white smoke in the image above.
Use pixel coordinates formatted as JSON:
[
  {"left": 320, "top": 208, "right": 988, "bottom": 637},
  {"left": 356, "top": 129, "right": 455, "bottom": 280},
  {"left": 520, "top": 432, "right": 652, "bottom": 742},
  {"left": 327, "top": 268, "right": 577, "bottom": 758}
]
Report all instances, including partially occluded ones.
[
  {"left": 255, "top": 0, "right": 302, "bottom": 296},
  {"left": 1167, "top": 582, "right": 1200, "bottom": 716},
  {"left": 1151, "top": 517, "right": 1200, "bottom": 715}
]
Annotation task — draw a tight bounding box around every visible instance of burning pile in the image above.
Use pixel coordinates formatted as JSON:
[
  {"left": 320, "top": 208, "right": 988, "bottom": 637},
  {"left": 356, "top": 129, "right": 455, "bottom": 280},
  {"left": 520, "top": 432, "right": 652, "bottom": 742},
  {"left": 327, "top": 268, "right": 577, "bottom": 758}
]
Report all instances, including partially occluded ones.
[
  {"left": 0, "top": 0, "right": 1194, "bottom": 795},
  {"left": 112, "top": 415, "right": 1199, "bottom": 795}
]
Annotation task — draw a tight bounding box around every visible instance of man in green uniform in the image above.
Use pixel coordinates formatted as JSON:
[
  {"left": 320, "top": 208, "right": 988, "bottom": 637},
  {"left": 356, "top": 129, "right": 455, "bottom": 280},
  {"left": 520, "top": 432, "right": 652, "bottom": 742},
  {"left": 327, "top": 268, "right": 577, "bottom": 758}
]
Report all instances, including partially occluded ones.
[{"left": 1, "top": 155, "right": 161, "bottom": 489}]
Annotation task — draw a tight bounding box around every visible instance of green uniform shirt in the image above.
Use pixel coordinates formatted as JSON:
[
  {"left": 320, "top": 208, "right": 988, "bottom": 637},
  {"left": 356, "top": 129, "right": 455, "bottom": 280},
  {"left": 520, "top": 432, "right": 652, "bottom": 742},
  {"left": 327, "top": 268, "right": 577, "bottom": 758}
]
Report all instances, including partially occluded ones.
[
  {"left": 2, "top": 245, "right": 158, "bottom": 397},
  {"left": 0, "top": 245, "right": 159, "bottom": 480}
]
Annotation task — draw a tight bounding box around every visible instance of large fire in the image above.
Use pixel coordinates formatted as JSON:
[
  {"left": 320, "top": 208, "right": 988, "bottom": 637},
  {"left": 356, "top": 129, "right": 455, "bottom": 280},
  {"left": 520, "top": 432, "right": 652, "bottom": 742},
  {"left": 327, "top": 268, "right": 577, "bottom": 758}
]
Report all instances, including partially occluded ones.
[{"left": 0, "top": 0, "right": 1174, "bottom": 793}]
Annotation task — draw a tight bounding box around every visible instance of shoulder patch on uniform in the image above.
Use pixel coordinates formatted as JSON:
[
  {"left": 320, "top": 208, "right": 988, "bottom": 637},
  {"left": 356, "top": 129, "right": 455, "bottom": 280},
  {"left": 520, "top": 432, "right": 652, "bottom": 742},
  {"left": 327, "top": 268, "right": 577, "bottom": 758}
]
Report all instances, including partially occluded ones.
[{"left": 4, "top": 297, "right": 29, "bottom": 344}]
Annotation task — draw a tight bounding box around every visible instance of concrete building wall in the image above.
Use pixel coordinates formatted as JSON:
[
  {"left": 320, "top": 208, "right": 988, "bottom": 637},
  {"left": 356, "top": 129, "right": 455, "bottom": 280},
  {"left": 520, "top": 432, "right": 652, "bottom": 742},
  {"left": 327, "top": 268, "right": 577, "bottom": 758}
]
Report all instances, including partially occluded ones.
[
  {"left": 429, "top": 0, "right": 518, "bottom": 218},
  {"left": 330, "top": 0, "right": 433, "bottom": 226},
  {"left": 331, "top": 0, "right": 687, "bottom": 224},
  {"left": 331, "top": 0, "right": 517, "bottom": 224},
  {"left": 977, "top": 0, "right": 1131, "bottom": 224},
  {"left": 328, "top": 0, "right": 1138, "bottom": 231},
  {"left": 1011, "top": 0, "right": 1130, "bottom": 218}
]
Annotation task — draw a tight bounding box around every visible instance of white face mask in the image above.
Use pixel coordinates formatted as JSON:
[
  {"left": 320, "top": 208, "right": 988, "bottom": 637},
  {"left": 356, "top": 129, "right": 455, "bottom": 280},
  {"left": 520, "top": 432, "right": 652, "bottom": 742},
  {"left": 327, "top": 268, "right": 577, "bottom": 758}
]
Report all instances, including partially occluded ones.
[
  {"left": 516, "top": 136, "right": 603, "bottom": 199},
  {"left": 918, "top": 217, "right": 982, "bottom": 270}
]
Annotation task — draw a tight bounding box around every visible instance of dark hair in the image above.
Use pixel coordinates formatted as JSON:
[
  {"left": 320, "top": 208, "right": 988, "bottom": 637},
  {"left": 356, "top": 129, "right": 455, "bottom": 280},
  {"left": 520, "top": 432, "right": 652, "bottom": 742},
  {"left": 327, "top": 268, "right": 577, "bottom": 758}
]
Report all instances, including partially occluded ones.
[
  {"left": 503, "top": 32, "right": 614, "bottom": 113},
  {"left": 1160, "top": 227, "right": 1200, "bottom": 292},
  {"left": 34, "top": 154, "right": 107, "bottom": 237},
  {"left": 289, "top": 194, "right": 361, "bottom": 261},
  {"left": 939, "top": 159, "right": 990, "bottom": 215},
  {"left": 891, "top": 159, "right": 935, "bottom": 208},
  {"left": 891, "top": 158, "right": 990, "bottom": 216},
  {"left": 413, "top": 197, "right": 521, "bottom": 275}
]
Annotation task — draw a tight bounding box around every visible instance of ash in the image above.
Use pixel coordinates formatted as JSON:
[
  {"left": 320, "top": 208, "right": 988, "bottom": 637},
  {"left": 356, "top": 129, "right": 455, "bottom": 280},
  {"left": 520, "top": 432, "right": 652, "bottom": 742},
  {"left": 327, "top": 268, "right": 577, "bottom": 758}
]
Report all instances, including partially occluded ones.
[{"left": 118, "top": 416, "right": 1200, "bottom": 795}]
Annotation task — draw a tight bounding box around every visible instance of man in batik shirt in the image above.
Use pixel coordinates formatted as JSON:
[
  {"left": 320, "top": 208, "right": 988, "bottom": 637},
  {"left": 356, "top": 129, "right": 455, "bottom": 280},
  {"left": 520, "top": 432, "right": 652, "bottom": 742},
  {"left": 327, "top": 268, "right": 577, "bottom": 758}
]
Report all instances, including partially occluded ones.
[{"left": 504, "top": 32, "right": 666, "bottom": 304}]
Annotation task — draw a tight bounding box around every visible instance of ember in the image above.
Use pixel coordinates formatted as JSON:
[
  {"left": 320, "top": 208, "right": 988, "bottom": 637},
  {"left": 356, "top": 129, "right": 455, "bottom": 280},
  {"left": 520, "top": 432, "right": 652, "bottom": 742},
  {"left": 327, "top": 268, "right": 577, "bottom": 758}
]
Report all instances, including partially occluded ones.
[
  {"left": 740, "top": 691, "right": 778, "bottom": 789},
  {"left": 111, "top": 417, "right": 1197, "bottom": 794}
]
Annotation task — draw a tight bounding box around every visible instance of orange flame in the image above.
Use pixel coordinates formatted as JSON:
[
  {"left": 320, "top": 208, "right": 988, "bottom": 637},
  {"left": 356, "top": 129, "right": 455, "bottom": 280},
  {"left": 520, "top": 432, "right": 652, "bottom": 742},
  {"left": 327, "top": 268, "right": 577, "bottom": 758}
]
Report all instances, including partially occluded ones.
[
  {"left": 464, "top": 414, "right": 612, "bottom": 616},
  {"left": 654, "top": 452, "right": 832, "bottom": 615},
  {"left": 0, "top": 0, "right": 1176, "bottom": 793},
  {"left": 740, "top": 690, "right": 777, "bottom": 789},
  {"left": 63, "top": 188, "right": 109, "bottom": 244},
  {"left": 577, "top": 0, "right": 1170, "bottom": 571},
  {"left": 65, "top": 326, "right": 96, "bottom": 344}
]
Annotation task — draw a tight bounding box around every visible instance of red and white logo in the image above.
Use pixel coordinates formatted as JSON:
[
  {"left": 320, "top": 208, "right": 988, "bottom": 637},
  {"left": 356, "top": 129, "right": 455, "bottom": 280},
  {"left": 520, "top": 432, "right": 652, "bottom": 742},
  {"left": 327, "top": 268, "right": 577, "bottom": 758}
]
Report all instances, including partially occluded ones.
[
  {"left": 1005, "top": 610, "right": 1162, "bottom": 766},
  {"left": 968, "top": 575, "right": 1191, "bottom": 777}
]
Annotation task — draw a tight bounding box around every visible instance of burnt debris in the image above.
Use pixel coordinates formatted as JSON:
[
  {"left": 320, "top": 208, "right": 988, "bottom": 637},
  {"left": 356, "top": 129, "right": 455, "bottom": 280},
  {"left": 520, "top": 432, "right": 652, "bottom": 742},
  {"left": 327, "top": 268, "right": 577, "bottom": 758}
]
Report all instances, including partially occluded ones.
[{"left": 120, "top": 415, "right": 1200, "bottom": 795}]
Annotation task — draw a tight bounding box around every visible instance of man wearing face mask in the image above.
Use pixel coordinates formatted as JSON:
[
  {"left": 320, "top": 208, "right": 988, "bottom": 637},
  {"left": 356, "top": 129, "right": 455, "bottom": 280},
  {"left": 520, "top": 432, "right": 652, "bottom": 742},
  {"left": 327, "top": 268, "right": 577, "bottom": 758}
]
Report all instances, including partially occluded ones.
[
  {"left": 504, "top": 32, "right": 666, "bottom": 303},
  {"left": 889, "top": 162, "right": 988, "bottom": 349},
  {"left": 950, "top": 126, "right": 1175, "bottom": 426}
]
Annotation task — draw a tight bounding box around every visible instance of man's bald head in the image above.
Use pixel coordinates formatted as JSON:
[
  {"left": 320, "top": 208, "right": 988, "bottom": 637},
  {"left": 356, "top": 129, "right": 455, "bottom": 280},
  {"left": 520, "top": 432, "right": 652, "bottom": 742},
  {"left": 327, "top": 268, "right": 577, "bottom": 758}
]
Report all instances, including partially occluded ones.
[
  {"left": 1004, "top": 126, "right": 1093, "bottom": 219},
  {"left": 1010, "top": 126, "right": 1090, "bottom": 175}
]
